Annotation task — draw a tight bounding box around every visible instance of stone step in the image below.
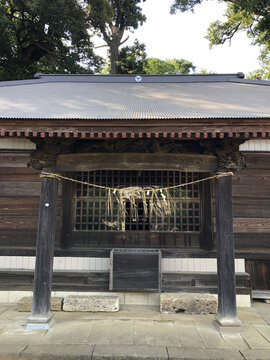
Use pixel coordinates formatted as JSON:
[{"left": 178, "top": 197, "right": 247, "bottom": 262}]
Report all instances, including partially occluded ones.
[
  {"left": 18, "top": 296, "right": 63, "bottom": 312},
  {"left": 63, "top": 295, "right": 120, "bottom": 312},
  {"left": 160, "top": 292, "right": 217, "bottom": 314}
]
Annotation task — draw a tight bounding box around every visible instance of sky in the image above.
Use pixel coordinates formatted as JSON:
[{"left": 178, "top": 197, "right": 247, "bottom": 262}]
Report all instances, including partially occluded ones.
[{"left": 95, "top": 0, "right": 261, "bottom": 75}]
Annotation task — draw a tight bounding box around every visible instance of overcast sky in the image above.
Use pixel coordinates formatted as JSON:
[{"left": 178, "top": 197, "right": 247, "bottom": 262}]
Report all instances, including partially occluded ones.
[{"left": 95, "top": 0, "right": 261, "bottom": 75}]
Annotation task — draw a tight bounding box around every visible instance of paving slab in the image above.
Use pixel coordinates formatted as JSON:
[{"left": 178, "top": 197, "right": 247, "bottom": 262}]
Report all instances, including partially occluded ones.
[
  {"left": 241, "top": 349, "right": 270, "bottom": 360},
  {"left": 221, "top": 333, "right": 250, "bottom": 350},
  {"left": 0, "top": 324, "right": 47, "bottom": 346},
  {"left": 109, "top": 319, "right": 134, "bottom": 345},
  {"left": 0, "top": 344, "right": 26, "bottom": 360},
  {"left": 86, "top": 319, "right": 115, "bottom": 345},
  {"left": 195, "top": 320, "right": 228, "bottom": 348},
  {"left": 154, "top": 320, "right": 180, "bottom": 346},
  {"left": 238, "top": 310, "right": 267, "bottom": 325},
  {"left": 167, "top": 347, "right": 243, "bottom": 360},
  {"left": 134, "top": 320, "right": 157, "bottom": 345},
  {"left": 174, "top": 321, "right": 204, "bottom": 348},
  {"left": 0, "top": 303, "right": 12, "bottom": 314},
  {"left": 21, "top": 344, "right": 94, "bottom": 359},
  {"left": 252, "top": 302, "right": 270, "bottom": 325},
  {"left": 41, "top": 321, "right": 92, "bottom": 344},
  {"left": 92, "top": 344, "right": 168, "bottom": 360},
  {"left": 254, "top": 324, "right": 270, "bottom": 343},
  {"left": 241, "top": 324, "right": 270, "bottom": 349}
]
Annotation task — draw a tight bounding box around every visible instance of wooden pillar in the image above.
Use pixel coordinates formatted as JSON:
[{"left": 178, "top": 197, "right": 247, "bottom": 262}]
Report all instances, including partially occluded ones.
[
  {"left": 200, "top": 175, "right": 213, "bottom": 251},
  {"left": 215, "top": 175, "right": 241, "bottom": 329},
  {"left": 27, "top": 168, "right": 58, "bottom": 330}
]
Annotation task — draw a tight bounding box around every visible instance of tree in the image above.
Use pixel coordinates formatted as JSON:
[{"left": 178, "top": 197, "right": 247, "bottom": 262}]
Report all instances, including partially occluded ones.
[
  {"left": 107, "top": 40, "right": 195, "bottom": 75},
  {"left": 170, "top": 0, "right": 270, "bottom": 76},
  {"left": 86, "top": 0, "right": 146, "bottom": 74},
  {"left": 117, "top": 39, "right": 147, "bottom": 74},
  {"left": 143, "top": 57, "right": 195, "bottom": 74},
  {"left": 0, "top": 0, "right": 102, "bottom": 81},
  {"left": 247, "top": 49, "right": 270, "bottom": 80}
]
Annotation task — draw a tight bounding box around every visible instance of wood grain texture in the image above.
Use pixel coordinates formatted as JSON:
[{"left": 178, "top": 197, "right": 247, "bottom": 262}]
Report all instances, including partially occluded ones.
[
  {"left": 0, "top": 151, "right": 31, "bottom": 167},
  {"left": 245, "top": 260, "right": 270, "bottom": 290},
  {"left": 200, "top": 176, "right": 213, "bottom": 250},
  {"left": 215, "top": 175, "right": 237, "bottom": 318},
  {"left": 0, "top": 151, "right": 270, "bottom": 256},
  {"left": 0, "top": 269, "right": 250, "bottom": 294},
  {"left": 31, "top": 171, "right": 58, "bottom": 315},
  {"left": 0, "top": 167, "right": 40, "bottom": 181},
  {"left": 57, "top": 153, "right": 217, "bottom": 172},
  {"left": 73, "top": 231, "right": 200, "bottom": 249},
  {"left": 110, "top": 249, "right": 161, "bottom": 292},
  {"left": 60, "top": 173, "right": 75, "bottom": 249}
]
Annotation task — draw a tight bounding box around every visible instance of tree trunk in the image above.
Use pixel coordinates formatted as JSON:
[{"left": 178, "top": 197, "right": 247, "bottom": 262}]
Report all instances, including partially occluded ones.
[{"left": 109, "top": 42, "right": 119, "bottom": 75}]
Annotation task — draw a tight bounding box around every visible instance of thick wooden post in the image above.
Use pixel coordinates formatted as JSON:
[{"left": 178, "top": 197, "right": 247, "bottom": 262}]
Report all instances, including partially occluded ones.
[
  {"left": 215, "top": 175, "right": 241, "bottom": 329},
  {"left": 27, "top": 168, "right": 58, "bottom": 330},
  {"left": 200, "top": 176, "right": 213, "bottom": 251}
]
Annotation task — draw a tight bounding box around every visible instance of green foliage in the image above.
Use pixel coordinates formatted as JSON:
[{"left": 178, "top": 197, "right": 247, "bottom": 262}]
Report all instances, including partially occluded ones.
[
  {"left": 247, "top": 49, "right": 270, "bottom": 80},
  {"left": 86, "top": 0, "right": 146, "bottom": 74},
  {"left": 196, "top": 68, "right": 216, "bottom": 74},
  {"left": 205, "top": 4, "right": 266, "bottom": 47},
  {"left": 143, "top": 57, "right": 195, "bottom": 74},
  {"left": 0, "top": 0, "right": 102, "bottom": 81},
  {"left": 170, "top": 0, "right": 203, "bottom": 14},
  {"left": 102, "top": 40, "right": 196, "bottom": 75},
  {"left": 170, "top": 0, "right": 270, "bottom": 75},
  {"left": 117, "top": 39, "right": 147, "bottom": 74}
]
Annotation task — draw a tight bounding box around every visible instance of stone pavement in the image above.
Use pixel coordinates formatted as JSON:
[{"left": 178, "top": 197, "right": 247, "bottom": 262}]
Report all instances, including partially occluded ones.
[{"left": 0, "top": 301, "right": 270, "bottom": 359}]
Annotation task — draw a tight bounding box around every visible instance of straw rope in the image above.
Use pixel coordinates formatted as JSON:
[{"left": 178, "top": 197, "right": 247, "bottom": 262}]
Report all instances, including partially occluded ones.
[
  {"left": 40, "top": 170, "right": 233, "bottom": 227},
  {"left": 40, "top": 171, "right": 233, "bottom": 192}
]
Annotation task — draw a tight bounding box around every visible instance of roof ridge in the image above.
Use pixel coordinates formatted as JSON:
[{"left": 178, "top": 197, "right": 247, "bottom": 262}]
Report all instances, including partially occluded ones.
[{"left": 1, "top": 72, "right": 269, "bottom": 86}]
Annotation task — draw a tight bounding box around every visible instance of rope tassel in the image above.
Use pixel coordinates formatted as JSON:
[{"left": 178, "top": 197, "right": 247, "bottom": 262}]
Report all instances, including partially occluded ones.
[{"left": 40, "top": 170, "right": 233, "bottom": 227}]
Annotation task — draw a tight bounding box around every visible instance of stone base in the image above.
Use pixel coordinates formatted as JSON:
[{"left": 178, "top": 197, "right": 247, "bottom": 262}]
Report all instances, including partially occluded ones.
[
  {"left": 215, "top": 314, "right": 242, "bottom": 333},
  {"left": 18, "top": 296, "right": 63, "bottom": 312},
  {"left": 26, "top": 311, "right": 54, "bottom": 330},
  {"left": 160, "top": 293, "right": 217, "bottom": 314},
  {"left": 63, "top": 295, "right": 120, "bottom": 312}
]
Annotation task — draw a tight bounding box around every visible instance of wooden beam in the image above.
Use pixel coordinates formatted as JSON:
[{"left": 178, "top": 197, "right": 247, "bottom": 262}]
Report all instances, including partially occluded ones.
[
  {"left": 26, "top": 168, "right": 58, "bottom": 330},
  {"left": 215, "top": 175, "right": 241, "bottom": 329},
  {"left": 0, "top": 269, "right": 251, "bottom": 295},
  {"left": 57, "top": 153, "right": 217, "bottom": 172}
]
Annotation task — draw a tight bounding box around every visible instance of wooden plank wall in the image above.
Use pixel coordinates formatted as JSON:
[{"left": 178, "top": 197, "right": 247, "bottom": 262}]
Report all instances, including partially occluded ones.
[
  {"left": 0, "top": 151, "right": 62, "bottom": 248},
  {"left": 0, "top": 149, "right": 269, "bottom": 256},
  {"left": 233, "top": 153, "right": 270, "bottom": 251}
]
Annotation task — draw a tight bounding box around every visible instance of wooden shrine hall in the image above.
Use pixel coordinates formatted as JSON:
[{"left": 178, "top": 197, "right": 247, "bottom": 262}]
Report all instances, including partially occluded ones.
[{"left": 0, "top": 73, "right": 270, "bottom": 330}]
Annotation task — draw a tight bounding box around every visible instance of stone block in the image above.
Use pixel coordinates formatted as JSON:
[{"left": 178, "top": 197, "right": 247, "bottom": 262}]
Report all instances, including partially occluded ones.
[
  {"left": 241, "top": 349, "right": 270, "bottom": 360},
  {"left": 63, "top": 295, "right": 120, "bottom": 312},
  {"left": 17, "top": 297, "right": 63, "bottom": 312},
  {"left": 92, "top": 344, "right": 168, "bottom": 360},
  {"left": 0, "top": 344, "right": 26, "bottom": 360},
  {"left": 167, "top": 346, "right": 243, "bottom": 360},
  {"left": 21, "top": 344, "right": 94, "bottom": 360},
  {"left": 160, "top": 292, "right": 217, "bottom": 314}
]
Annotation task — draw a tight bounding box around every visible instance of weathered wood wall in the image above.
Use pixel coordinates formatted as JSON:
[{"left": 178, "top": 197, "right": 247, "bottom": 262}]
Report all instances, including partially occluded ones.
[
  {"left": 232, "top": 153, "right": 270, "bottom": 251},
  {"left": 0, "top": 151, "right": 62, "bottom": 249},
  {"left": 0, "top": 150, "right": 269, "bottom": 258},
  {"left": 0, "top": 269, "right": 251, "bottom": 294}
]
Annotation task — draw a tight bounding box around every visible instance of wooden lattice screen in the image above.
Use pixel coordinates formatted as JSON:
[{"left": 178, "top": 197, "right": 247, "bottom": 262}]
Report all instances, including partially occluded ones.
[{"left": 74, "top": 170, "right": 200, "bottom": 233}]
